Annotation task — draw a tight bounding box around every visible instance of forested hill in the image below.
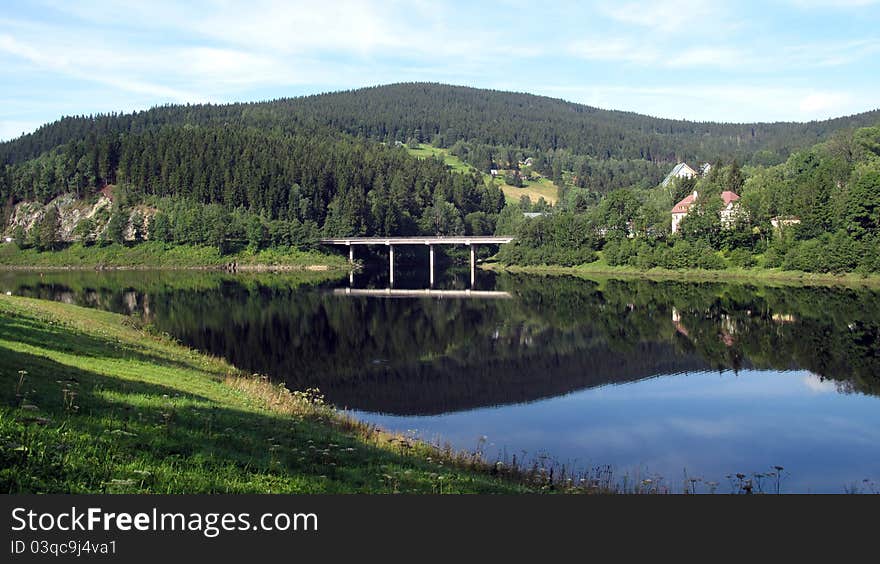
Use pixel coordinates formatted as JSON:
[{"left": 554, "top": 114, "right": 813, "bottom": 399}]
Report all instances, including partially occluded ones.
[
  {"left": 278, "top": 84, "right": 880, "bottom": 164},
  {"left": 3, "top": 83, "right": 879, "bottom": 167}
]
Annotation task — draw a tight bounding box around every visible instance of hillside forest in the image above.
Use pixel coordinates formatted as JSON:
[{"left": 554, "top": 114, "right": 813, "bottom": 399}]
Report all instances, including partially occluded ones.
[{"left": 1, "top": 83, "right": 878, "bottom": 274}]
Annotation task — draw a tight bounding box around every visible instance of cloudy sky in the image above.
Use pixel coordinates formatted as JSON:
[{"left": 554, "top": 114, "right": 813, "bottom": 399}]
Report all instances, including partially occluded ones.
[{"left": 1, "top": 0, "right": 879, "bottom": 140}]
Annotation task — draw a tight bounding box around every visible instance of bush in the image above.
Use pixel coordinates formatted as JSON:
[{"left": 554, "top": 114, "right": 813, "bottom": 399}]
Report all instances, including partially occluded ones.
[
  {"left": 727, "top": 248, "right": 756, "bottom": 268},
  {"left": 603, "top": 239, "right": 636, "bottom": 266},
  {"left": 498, "top": 213, "right": 598, "bottom": 266},
  {"left": 781, "top": 231, "right": 862, "bottom": 273}
]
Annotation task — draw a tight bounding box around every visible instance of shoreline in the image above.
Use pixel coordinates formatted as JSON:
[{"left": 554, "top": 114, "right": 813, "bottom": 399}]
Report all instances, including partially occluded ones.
[
  {"left": 1, "top": 294, "right": 588, "bottom": 494},
  {"left": 483, "top": 261, "right": 880, "bottom": 287},
  {"left": 0, "top": 242, "right": 351, "bottom": 273},
  {"left": 0, "top": 263, "right": 343, "bottom": 272}
]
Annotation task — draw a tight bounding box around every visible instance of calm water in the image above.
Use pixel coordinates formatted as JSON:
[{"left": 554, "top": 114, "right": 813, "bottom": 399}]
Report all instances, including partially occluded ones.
[{"left": 3, "top": 265, "right": 880, "bottom": 492}]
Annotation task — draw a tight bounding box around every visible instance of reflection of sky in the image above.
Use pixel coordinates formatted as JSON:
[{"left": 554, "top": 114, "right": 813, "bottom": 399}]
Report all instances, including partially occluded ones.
[{"left": 353, "top": 370, "right": 880, "bottom": 493}]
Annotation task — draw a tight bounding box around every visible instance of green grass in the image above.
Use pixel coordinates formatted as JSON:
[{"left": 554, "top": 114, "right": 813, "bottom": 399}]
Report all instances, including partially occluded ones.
[
  {"left": 0, "top": 242, "right": 349, "bottom": 271},
  {"left": 0, "top": 295, "right": 540, "bottom": 493},
  {"left": 516, "top": 176, "right": 560, "bottom": 205},
  {"left": 407, "top": 144, "right": 559, "bottom": 204},
  {"left": 406, "top": 143, "right": 474, "bottom": 174},
  {"left": 485, "top": 253, "right": 880, "bottom": 288}
]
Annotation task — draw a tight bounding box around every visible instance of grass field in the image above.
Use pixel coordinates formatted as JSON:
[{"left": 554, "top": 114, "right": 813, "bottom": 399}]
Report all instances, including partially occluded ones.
[
  {"left": 512, "top": 176, "right": 559, "bottom": 205},
  {"left": 0, "top": 294, "right": 542, "bottom": 493},
  {"left": 484, "top": 253, "right": 880, "bottom": 288},
  {"left": 407, "top": 144, "right": 559, "bottom": 205},
  {"left": 0, "top": 241, "right": 350, "bottom": 271}
]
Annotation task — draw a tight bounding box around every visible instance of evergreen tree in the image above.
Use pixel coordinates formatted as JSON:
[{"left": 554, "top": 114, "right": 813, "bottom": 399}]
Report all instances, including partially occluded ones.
[
  {"left": 73, "top": 217, "right": 96, "bottom": 245},
  {"left": 36, "top": 206, "right": 60, "bottom": 251},
  {"left": 150, "top": 212, "right": 172, "bottom": 243},
  {"left": 106, "top": 207, "right": 128, "bottom": 245},
  {"left": 130, "top": 211, "right": 145, "bottom": 242}
]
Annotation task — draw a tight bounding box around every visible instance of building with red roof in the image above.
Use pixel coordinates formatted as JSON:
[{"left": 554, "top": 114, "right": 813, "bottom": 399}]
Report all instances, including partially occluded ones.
[{"left": 671, "top": 190, "right": 741, "bottom": 234}]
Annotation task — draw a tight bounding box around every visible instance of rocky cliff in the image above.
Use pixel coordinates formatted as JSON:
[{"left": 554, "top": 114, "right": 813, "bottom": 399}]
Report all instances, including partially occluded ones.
[{"left": 4, "top": 189, "right": 156, "bottom": 243}]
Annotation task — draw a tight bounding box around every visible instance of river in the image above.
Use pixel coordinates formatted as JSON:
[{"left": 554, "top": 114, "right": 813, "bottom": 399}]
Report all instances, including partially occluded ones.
[{"left": 3, "top": 266, "right": 879, "bottom": 493}]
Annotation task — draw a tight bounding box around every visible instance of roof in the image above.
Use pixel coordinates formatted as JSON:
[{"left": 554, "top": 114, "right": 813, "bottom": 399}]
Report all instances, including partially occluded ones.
[
  {"left": 672, "top": 192, "right": 697, "bottom": 214},
  {"left": 661, "top": 163, "right": 697, "bottom": 187},
  {"left": 721, "top": 191, "right": 740, "bottom": 205},
  {"left": 671, "top": 190, "right": 740, "bottom": 213}
]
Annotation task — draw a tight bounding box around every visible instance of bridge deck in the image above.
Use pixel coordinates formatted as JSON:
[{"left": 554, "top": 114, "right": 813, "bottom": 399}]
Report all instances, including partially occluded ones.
[{"left": 320, "top": 236, "right": 513, "bottom": 245}]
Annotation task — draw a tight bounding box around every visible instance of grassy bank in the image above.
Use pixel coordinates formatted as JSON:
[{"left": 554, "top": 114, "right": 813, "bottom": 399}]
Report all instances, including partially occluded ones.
[
  {"left": 485, "top": 257, "right": 880, "bottom": 287},
  {"left": 0, "top": 295, "right": 541, "bottom": 493},
  {"left": 0, "top": 242, "right": 349, "bottom": 271}
]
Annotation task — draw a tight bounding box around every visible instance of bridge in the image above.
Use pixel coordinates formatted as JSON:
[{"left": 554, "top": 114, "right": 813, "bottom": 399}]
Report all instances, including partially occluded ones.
[{"left": 319, "top": 236, "right": 514, "bottom": 286}]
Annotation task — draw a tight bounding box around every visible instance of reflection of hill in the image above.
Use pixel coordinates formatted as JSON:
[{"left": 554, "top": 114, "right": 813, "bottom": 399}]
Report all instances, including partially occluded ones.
[
  {"left": 6, "top": 271, "right": 880, "bottom": 412},
  {"left": 313, "top": 341, "right": 711, "bottom": 415}
]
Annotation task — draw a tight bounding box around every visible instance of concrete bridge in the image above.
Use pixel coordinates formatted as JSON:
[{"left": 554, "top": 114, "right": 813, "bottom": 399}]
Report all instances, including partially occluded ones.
[{"left": 319, "top": 236, "right": 514, "bottom": 286}]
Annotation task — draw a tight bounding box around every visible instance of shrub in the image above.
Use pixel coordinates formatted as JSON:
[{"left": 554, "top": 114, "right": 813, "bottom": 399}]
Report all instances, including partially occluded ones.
[{"left": 727, "top": 248, "right": 756, "bottom": 268}]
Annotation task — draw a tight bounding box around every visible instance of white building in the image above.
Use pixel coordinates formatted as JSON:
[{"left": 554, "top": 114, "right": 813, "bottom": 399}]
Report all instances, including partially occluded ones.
[
  {"left": 671, "top": 190, "right": 741, "bottom": 234},
  {"left": 718, "top": 191, "right": 744, "bottom": 228},
  {"left": 661, "top": 163, "right": 698, "bottom": 187}
]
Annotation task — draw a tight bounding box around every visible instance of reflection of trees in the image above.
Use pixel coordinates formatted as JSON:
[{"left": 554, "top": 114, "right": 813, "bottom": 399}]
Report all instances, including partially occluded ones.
[{"left": 8, "top": 272, "right": 880, "bottom": 413}]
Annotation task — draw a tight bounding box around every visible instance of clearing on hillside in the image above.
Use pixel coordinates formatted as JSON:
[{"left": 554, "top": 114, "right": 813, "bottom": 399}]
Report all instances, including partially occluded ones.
[{"left": 407, "top": 144, "right": 559, "bottom": 205}]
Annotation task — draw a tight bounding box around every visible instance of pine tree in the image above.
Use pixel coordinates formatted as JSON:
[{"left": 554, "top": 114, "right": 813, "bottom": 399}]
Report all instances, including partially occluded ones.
[
  {"left": 36, "top": 206, "right": 60, "bottom": 251},
  {"left": 106, "top": 207, "right": 128, "bottom": 245}
]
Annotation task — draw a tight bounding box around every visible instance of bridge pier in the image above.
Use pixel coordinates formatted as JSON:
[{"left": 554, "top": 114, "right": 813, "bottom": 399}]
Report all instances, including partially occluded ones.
[
  {"left": 320, "top": 237, "right": 513, "bottom": 290},
  {"left": 470, "top": 244, "right": 476, "bottom": 286},
  {"left": 389, "top": 244, "right": 395, "bottom": 286},
  {"left": 429, "top": 244, "right": 435, "bottom": 287}
]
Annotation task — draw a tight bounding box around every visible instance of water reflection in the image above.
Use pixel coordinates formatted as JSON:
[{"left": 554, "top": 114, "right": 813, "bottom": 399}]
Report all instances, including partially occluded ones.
[
  {"left": 331, "top": 288, "right": 512, "bottom": 299},
  {"left": 3, "top": 269, "right": 879, "bottom": 491}
]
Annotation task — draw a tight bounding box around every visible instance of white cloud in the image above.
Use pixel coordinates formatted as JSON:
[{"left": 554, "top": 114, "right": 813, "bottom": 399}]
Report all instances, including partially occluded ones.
[
  {"left": 191, "top": 1, "right": 407, "bottom": 55},
  {"left": 567, "top": 34, "right": 880, "bottom": 72},
  {"left": 0, "top": 33, "right": 205, "bottom": 102},
  {"left": 799, "top": 92, "right": 852, "bottom": 114},
  {"left": 568, "top": 38, "right": 657, "bottom": 64},
  {"left": 532, "top": 83, "right": 871, "bottom": 122},
  {"left": 789, "top": 0, "right": 879, "bottom": 7},
  {"left": 802, "top": 374, "right": 839, "bottom": 394},
  {"left": 598, "top": 0, "right": 735, "bottom": 35},
  {"left": 1, "top": 0, "right": 878, "bottom": 127},
  {"left": 666, "top": 47, "right": 745, "bottom": 68},
  {"left": 779, "top": 39, "right": 880, "bottom": 67},
  {"left": 2, "top": 0, "right": 544, "bottom": 102}
]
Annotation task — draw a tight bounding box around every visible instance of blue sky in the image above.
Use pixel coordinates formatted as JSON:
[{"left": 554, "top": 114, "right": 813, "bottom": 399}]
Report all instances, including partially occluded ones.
[{"left": 1, "top": 0, "right": 879, "bottom": 141}]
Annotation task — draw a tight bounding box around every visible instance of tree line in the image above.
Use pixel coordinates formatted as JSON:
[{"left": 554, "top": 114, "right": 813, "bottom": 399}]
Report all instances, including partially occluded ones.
[
  {"left": 499, "top": 126, "right": 880, "bottom": 273},
  {"left": 1, "top": 124, "right": 506, "bottom": 250}
]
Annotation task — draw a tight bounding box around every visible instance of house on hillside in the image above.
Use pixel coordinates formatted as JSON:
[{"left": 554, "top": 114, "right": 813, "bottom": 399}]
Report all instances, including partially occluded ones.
[
  {"left": 718, "top": 191, "right": 743, "bottom": 228},
  {"left": 700, "top": 162, "right": 712, "bottom": 176},
  {"left": 661, "top": 163, "right": 698, "bottom": 187},
  {"left": 671, "top": 190, "right": 741, "bottom": 234}
]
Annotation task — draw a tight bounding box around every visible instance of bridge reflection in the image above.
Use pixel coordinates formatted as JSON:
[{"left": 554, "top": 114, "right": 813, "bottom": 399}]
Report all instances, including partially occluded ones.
[{"left": 332, "top": 288, "right": 512, "bottom": 299}]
